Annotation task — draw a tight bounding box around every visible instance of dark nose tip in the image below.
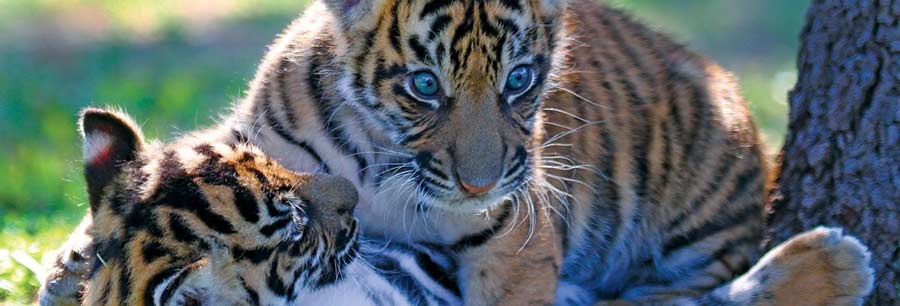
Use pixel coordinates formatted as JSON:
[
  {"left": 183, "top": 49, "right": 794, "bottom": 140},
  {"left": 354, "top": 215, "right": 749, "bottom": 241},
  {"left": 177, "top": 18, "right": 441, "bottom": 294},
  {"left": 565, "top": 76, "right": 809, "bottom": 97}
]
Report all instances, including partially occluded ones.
[{"left": 460, "top": 179, "right": 498, "bottom": 195}]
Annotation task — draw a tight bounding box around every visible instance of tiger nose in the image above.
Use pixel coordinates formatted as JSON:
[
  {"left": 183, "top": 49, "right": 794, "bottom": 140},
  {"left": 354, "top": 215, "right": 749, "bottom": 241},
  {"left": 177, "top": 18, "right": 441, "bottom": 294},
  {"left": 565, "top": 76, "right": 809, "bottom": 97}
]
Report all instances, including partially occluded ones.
[{"left": 460, "top": 179, "right": 498, "bottom": 195}]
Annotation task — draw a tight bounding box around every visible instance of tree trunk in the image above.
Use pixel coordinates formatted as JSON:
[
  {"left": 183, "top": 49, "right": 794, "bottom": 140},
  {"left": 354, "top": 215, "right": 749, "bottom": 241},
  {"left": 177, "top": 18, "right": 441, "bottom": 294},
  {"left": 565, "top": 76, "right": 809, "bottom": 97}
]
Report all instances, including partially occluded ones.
[{"left": 767, "top": 1, "right": 900, "bottom": 305}]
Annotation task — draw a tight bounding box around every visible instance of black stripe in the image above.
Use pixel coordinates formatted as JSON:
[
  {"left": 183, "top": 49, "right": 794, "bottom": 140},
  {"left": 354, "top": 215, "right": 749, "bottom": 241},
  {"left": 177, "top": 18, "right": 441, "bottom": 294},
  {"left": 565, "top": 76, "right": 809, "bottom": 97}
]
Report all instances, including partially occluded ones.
[
  {"left": 477, "top": 2, "right": 500, "bottom": 37},
  {"left": 658, "top": 118, "right": 675, "bottom": 196},
  {"left": 263, "top": 194, "right": 288, "bottom": 217},
  {"left": 587, "top": 126, "right": 620, "bottom": 252},
  {"left": 613, "top": 20, "right": 656, "bottom": 202},
  {"left": 605, "top": 14, "right": 658, "bottom": 104},
  {"left": 399, "top": 126, "right": 430, "bottom": 146},
  {"left": 657, "top": 226, "right": 760, "bottom": 289},
  {"left": 151, "top": 151, "right": 238, "bottom": 234},
  {"left": 187, "top": 202, "right": 237, "bottom": 234},
  {"left": 495, "top": 17, "right": 519, "bottom": 36},
  {"left": 674, "top": 69, "right": 709, "bottom": 172},
  {"left": 388, "top": 0, "right": 403, "bottom": 54},
  {"left": 278, "top": 58, "right": 302, "bottom": 130},
  {"left": 409, "top": 36, "right": 431, "bottom": 63},
  {"left": 193, "top": 148, "right": 262, "bottom": 223},
  {"left": 166, "top": 213, "right": 199, "bottom": 245},
  {"left": 632, "top": 112, "right": 652, "bottom": 203},
  {"left": 241, "top": 277, "right": 260, "bottom": 305},
  {"left": 435, "top": 42, "right": 446, "bottom": 65},
  {"left": 144, "top": 265, "right": 182, "bottom": 306},
  {"left": 502, "top": 146, "right": 525, "bottom": 179},
  {"left": 308, "top": 49, "right": 370, "bottom": 181},
  {"left": 263, "top": 81, "right": 330, "bottom": 173},
  {"left": 415, "top": 151, "right": 449, "bottom": 182},
  {"left": 140, "top": 240, "right": 168, "bottom": 263},
  {"left": 420, "top": 0, "right": 457, "bottom": 18},
  {"left": 232, "top": 245, "right": 276, "bottom": 264},
  {"left": 371, "top": 256, "right": 428, "bottom": 305},
  {"left": 449, "top": 205, "right": 511, "bottom": 252},
  {"left": 374, "top": 64, "right": 408, "bottom": 84},
  {"left": 267, "top": 256, "right": 288, "bottom": 296},
  {"left": 662, "top": 181, "right": 762, "bottom": 255},
  {"left": 450, "top": 1, "right": 475, "bottom": 70},
  {"left": 417, "top": 170, "right": 451, "bottom": 190},
  {"left": 232, "top": 186, "right": 261, "bottom": 223},
  {"left": 428, "top": 15, "right": 453, "bottom": 40},
  {"left": 158, "top": 264, "right": 199, "bottom": 306},
  {"left": 663, "top": 154, "right": 733, "bottom": 233},
  {"left": 162, "top": 198, "right": 236, "bottom": 235},
  {"left": 415, "top": 252, "right": 462, "bottom": 296},
  {"left": 260, "top": 217, "right": 292, "bottom": 237}
]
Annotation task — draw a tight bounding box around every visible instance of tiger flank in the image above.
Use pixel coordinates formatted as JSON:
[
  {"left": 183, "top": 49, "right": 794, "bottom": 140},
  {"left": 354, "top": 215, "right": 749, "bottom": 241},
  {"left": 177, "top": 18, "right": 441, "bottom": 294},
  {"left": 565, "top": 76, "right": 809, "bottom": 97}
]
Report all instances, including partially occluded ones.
[
  {"left": 70, "top": 108, "right": 360, "bottom": 305},
  {"left": 43, "top": 0, "right": 874, "bottom": 305}
]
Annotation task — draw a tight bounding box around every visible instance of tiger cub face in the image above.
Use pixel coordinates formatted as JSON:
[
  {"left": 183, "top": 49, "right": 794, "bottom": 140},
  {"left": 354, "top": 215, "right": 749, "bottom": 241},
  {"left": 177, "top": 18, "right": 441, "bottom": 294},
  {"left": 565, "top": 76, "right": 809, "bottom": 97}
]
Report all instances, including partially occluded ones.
[
  {"left": 326, "top": 0, "right": 567, "bottom": 211},
  {"left": 79, "top": 108, "right": 359, "bottom": 305}
]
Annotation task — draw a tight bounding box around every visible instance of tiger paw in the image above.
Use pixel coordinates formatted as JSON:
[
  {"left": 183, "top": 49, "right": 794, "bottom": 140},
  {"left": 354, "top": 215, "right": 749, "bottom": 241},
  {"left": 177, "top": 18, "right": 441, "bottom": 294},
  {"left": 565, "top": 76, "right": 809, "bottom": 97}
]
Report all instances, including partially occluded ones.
[
  {"left": 39, "top": 219, "right": 95, "bottom": 306},
  {"left": 730, "top": 227, "right": 874, "bottom": 306}
]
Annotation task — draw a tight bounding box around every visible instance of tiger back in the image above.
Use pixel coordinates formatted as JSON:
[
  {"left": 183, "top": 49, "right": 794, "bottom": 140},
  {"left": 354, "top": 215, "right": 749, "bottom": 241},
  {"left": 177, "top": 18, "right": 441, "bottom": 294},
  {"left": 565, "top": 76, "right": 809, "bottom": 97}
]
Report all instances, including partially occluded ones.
[{"left": 76, "top": 108, "right": 359, "bottom": 306}]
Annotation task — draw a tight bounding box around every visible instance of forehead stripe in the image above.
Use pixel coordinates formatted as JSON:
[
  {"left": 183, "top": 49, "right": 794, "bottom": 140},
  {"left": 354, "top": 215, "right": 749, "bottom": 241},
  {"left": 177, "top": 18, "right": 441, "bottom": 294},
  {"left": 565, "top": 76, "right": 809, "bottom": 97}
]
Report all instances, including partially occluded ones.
[
  {"left": 428, "top": 15, "right": 453, "bottom": 40},
  {"left": 420, "top": 0, "right": 459, "bottom": 18},
  {"left": 408, "top": 37, "right": 432, "bottom": 63}
]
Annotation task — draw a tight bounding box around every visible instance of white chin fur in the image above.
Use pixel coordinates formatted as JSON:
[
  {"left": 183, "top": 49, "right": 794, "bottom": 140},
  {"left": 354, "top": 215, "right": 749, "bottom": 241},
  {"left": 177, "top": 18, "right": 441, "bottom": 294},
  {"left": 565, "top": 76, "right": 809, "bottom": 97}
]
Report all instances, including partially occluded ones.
[{"left": 355, "top": 174, "right": 503, "bottom": 244}]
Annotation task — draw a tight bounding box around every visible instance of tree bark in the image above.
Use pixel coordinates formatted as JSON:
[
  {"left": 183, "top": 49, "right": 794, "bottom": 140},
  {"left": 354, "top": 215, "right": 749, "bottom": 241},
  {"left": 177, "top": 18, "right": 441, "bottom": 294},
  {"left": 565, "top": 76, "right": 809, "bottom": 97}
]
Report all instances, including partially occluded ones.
[{"left": 767, "top": 1, "right": 900, "bottom": 305}]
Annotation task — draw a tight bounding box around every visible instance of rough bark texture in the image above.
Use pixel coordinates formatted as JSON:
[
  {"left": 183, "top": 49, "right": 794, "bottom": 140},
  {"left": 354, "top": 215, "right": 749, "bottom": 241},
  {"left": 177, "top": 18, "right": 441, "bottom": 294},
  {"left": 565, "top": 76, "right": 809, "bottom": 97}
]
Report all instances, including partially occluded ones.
[{"left": 767, "top": 0, "right": 900, "bottom": 305}]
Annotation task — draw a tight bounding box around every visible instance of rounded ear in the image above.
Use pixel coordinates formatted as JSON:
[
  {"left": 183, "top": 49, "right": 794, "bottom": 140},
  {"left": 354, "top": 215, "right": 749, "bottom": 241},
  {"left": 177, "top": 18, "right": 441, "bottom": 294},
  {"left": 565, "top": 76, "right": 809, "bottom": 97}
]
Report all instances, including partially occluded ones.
[
  {"left": 79, "top": 107, "right": 145, "bottom": 209},
  {"left": 320, "top": 0, "right": 387, "bottom": 32}
]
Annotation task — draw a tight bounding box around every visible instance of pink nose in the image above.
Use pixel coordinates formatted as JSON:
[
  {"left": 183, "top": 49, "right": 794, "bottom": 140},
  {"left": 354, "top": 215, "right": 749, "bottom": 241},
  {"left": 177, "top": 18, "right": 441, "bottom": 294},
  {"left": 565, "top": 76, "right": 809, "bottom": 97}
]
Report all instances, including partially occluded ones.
[{"left": 460, "top": 180, "right": 498, "bottom": 195}]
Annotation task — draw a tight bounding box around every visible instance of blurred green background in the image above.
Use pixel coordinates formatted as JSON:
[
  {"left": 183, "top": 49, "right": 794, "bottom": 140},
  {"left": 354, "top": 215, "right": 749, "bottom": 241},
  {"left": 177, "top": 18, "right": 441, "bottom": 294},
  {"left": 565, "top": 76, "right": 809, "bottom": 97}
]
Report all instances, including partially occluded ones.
[{"left": 0, "top": 0, "right": 806, "bottom": 304}]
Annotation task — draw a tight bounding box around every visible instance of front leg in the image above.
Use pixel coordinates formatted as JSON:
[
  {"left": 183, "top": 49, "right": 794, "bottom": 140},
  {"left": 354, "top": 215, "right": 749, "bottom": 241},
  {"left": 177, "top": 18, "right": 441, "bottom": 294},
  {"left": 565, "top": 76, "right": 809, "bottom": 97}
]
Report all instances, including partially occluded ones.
[{"left": 456, "top": 203, "right": 563, "bottom": 306}]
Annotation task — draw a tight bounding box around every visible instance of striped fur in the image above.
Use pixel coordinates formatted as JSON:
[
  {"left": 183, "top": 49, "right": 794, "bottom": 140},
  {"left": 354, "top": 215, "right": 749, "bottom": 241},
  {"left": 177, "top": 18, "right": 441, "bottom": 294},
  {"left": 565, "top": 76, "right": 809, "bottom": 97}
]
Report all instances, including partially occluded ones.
[
  {"left": 74, "top": 108, "right": 360, "bottom": 306},
  {"left": 42, "top": 0, "right": 874, "bottom": 305},
  {"left": 300, "top": 240, "right": 463, "bottom": 306},
  {"left": 54, "top": 108, "right": 464, "bottom": 306}
]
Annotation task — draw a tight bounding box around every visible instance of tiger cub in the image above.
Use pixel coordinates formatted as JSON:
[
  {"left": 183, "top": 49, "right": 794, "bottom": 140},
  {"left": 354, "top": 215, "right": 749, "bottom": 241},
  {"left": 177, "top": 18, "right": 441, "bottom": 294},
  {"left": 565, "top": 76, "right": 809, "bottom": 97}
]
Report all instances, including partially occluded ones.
[
  {"left": 44, "top": 108, "right": 869, "bottom": 306},
  {"left": 72, "top": 108, "right": 359, "bottom": 306}
]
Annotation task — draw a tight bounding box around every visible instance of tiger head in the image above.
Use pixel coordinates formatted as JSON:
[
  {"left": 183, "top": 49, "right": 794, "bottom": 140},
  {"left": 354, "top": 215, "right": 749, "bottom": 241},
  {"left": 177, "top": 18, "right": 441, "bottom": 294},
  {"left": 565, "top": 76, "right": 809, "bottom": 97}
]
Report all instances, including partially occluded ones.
[
  {"left": 319, "top": 0, "right": 568, "bottom": 212},
  {"left": 80, "top": 108, "right": 359, "bottom": 305}
]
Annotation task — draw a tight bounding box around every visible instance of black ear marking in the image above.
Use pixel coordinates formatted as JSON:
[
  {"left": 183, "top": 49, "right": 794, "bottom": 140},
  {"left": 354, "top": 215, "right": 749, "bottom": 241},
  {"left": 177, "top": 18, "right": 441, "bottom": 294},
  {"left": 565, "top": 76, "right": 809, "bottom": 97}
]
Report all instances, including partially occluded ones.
[{"left": 79, "top": 107, "right": 145, "bottom": 211}]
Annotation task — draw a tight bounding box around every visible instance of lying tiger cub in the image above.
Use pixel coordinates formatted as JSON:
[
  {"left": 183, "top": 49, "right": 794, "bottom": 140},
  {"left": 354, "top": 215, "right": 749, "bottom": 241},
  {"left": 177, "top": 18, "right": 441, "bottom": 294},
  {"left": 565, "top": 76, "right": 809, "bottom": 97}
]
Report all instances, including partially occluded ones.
[
  {"left": 46, "top": 107, "right": 872, "bottom": 306},
  {"left": 55, "top": 107, "right": 461, "bottom": 306}
]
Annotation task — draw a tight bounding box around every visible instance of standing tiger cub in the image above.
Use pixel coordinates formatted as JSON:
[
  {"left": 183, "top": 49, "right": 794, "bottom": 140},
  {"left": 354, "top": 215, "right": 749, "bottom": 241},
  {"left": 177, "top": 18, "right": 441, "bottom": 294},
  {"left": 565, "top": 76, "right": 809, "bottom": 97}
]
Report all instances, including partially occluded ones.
[
  {"left": 70, "top": 108, "right": 360, "bottom": 305},
  {"left": 43, "top": 0, "right": 874, "bottom": 305}
]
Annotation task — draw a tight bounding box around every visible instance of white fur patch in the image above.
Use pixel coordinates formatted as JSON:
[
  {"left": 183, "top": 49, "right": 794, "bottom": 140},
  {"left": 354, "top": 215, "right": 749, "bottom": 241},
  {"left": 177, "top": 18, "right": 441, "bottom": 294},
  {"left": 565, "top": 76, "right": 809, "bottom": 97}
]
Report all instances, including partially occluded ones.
[{"left": 83, "top": 132, "right": 114, "bottom": 164}]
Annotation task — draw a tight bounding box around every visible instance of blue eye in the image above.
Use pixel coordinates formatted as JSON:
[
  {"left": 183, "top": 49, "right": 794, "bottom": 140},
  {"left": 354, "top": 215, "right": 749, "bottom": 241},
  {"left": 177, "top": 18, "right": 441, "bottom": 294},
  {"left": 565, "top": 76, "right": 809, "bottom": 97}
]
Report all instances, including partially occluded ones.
[
  {"left": 505, "top": 65, "right": 533, "bottom": 93},
  {"left": 409, "top": 71, "right": 440, "bottom": 98}
]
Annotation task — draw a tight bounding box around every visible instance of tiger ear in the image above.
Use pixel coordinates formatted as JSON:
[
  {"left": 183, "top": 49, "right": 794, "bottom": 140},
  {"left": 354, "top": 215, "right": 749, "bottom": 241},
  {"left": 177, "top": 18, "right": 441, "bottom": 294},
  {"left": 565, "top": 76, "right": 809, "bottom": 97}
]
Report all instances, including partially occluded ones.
[
  {"left": 79, "top": 107, "right": 144, "bottom": 209},
  {"left": 320, "top": 0, "right": 387, "bottom": 32}
]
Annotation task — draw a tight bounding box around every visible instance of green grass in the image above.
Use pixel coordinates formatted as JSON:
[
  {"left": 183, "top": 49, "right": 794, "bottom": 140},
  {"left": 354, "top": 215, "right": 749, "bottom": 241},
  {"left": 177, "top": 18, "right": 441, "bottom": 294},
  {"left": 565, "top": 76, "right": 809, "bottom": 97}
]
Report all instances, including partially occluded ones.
[{"left": 0, "top": 1, "right": 804, "bottom": 304}]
